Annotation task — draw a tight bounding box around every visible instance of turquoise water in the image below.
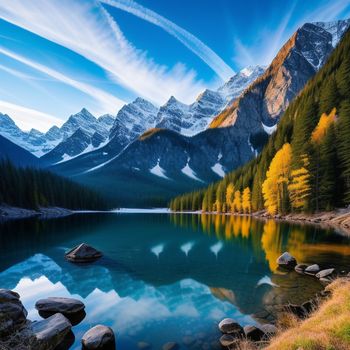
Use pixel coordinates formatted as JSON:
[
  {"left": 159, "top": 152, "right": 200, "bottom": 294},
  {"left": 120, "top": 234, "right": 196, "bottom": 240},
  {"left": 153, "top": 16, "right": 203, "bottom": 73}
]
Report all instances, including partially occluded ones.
[{"left": 1, "top": 213, "right": 350, "bottom": 349}]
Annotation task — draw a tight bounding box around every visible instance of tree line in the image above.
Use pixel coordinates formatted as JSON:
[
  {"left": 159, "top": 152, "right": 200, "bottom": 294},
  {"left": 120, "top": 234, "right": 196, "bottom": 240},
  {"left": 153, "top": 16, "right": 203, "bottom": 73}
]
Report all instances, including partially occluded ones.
[
  {"left": 0, "top": 160, "right": 108, "bottom": 210},
  {"left": 170, "top": 28, "right": 350, "bottom": 215}
]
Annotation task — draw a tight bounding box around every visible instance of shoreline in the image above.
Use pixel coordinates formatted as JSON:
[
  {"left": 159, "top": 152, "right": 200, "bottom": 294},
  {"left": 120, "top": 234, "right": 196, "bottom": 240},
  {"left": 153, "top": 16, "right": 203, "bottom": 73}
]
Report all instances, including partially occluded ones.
[{"left": 170, "top": 208, "right": 350, "bottom": 236}]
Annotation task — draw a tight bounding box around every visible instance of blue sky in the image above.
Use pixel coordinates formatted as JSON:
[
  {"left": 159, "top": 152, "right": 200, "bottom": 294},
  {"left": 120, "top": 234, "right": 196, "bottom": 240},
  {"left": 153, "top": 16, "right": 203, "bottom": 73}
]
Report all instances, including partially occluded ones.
[{"left": 0, "top": 0, "right": 349, "bottom": 131}]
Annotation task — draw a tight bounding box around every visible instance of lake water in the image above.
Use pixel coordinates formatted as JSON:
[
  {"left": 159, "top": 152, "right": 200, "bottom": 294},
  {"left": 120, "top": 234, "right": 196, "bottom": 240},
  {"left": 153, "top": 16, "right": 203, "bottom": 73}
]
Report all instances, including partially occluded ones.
[{"left": 1, "top": 213, "right": 350, "bottom": 349}]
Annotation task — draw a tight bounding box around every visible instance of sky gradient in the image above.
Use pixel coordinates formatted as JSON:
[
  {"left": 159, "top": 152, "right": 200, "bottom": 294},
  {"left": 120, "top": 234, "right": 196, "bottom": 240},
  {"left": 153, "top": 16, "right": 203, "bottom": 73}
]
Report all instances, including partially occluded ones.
[{"left": 0, "top": 0, "right": 349, "bottom": 131}]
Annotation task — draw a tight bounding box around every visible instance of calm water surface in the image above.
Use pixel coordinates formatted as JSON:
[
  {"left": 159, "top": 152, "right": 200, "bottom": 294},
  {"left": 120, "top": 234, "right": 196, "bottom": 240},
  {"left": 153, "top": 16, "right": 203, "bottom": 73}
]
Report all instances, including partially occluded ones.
[{"left": 1, "top": 213, "right": 350, "bottom": 349}]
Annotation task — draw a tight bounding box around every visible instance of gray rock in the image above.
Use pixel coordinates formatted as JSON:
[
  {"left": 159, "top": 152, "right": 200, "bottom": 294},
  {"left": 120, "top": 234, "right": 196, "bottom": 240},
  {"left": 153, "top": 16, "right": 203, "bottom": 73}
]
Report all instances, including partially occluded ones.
[
  {"left": 162, "top": 342, "right": 179, "bottom": 350},
  {"left": 218, "top": 318, "right": 243, "bottom": 335},
  {"left": 305, "top": 264, "right": 320, "bottom": 275},
  {"left": 260, "top": 324, "right": 277, "bottom": 338},
  {"left": 35, "top": 297, "right": 85, "bottom": 315},
  {"left": 0, "top": 289, "right": 28, "bottom": 336},
  {"left": 277, "top": 252, "right": 297, "bottom": 269},
  {"left": 316, "top": 268, "right": 335, "bottom": 279},
  {"left": 294, "top": 264, "right": 309, "bottom": 274},
  {"left": 243, "top": 325, "right": 265, "bottom": 341},
  {"left": 31, "top": 313, "right": 72, "bottom": 348},
  {"left": 82, "top": 325, "right": 115, "bottom": 349},
  {"left": 219, "top": 334, "right": 237, "bottom": 347},
  {"left": 35, "top": 297, "right": 85, "bottom": 325},
  {"left": 65, "top": 243, "right": 102, "bottom": 263}
]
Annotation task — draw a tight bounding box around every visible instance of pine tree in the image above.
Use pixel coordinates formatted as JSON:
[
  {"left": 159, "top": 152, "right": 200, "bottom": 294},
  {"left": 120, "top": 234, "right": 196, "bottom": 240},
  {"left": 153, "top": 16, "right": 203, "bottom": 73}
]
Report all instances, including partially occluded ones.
[
  {"left": 319, "top": 75, "right": 339, "bottom": 114},
  {"left": 337, "top": 100, "right": 350, "bottom": 205}
]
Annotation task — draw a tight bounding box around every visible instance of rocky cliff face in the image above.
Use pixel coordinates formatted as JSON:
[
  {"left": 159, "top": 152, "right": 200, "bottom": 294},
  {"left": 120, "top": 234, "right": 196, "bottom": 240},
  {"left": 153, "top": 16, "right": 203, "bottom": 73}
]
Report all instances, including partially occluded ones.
[
  {"left": 155, "top": 66, "right": 265, "bottom": 135},
  {"left": 210, "top": 20, "right": 350, "bottom": 131}
]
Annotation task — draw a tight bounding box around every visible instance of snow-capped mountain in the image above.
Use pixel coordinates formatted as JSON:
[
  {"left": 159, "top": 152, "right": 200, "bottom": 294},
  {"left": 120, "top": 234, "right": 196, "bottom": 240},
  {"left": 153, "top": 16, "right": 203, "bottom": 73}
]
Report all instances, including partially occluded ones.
[
  {"left": 0, "top": 113, "right": 58, "bottom": 156},
  {"left": 109, "top": 97, "right": 159, "bottom": 145},
  {"left": 0, "top": 109, "right": 115, "bottom": 159},
  {"left": 41, "top": 109, "right": 115, "bottom": 164},
  {"left": 155, "top": 66, "right": 265, "bottom": 135},
  {"left": 50, "top": 19, "right": 350, "bottom": 206}
]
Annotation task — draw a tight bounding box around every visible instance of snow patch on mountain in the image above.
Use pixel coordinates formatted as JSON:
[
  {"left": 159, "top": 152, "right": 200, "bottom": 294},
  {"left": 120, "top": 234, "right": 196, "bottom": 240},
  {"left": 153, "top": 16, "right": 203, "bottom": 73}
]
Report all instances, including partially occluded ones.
[
  {"left": 211, "top": 163, "right": 225, "bottom": 178},
  {"left": 181, "top": 161, "right": 203, "bottom": 182},
  {"left": 150, "top": 159, "right": 169, "bottom": 180}
]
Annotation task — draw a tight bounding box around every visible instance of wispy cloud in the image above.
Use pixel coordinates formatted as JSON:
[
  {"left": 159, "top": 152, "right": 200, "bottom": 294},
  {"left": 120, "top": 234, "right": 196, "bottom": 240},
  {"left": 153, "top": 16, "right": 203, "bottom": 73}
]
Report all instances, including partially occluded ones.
[
  {"left": 232, "top": 0, "right": 350, "bottom": 69},
  {"left": 0, "top": 100, "right": 63, "bottom": 132},
  {"left": 0, "top": 47, "right": 126, "bottom": 113},
  {"left": 100, "top": 0, "right": 235, "bottom": 80},
  {"left": 232, "top": 2, "right": 296, "bottom": 68},
  {"left": 0, "top": 0, "right": 209, "bottom": 105}
]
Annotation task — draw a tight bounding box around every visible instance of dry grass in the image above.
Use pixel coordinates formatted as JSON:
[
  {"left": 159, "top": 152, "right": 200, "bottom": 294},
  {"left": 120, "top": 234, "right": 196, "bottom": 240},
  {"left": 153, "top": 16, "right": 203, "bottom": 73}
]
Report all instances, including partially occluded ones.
[{"left": 265, "top": 278, "right": 350, "bottom": 350}]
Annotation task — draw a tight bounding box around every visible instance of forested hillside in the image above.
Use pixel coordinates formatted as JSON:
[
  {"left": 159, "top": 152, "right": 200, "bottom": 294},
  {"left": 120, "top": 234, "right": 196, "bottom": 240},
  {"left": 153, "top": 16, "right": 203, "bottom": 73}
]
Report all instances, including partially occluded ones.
[
  {"left": 0, "top": 160, "right": 108, "bottom": 210},
  {"left": 170, "top": 28, "right": 350, "bottom": 215}
]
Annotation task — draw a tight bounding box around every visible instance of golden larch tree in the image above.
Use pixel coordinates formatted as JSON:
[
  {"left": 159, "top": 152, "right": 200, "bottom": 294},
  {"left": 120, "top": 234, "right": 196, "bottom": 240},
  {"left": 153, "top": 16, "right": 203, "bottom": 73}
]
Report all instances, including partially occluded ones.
[
  {"left": 226, "top": 183, "right": 235, "bottom": 212},
  {"left": 242, "top": 187, "right": 252, "bottom": 214},
  {"left": 262, "top": 143, "right": 292, "bottom": 215},
  {"left": 233, "top": 190, "right": 242, "bottom": 213}
]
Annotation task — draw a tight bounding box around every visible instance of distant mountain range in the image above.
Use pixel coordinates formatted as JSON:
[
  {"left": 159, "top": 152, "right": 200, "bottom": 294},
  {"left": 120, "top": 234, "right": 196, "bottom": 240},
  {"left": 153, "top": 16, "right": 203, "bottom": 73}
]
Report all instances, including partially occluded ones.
[{"left": 0, "top": 19, "right": 349, "bottom": 206}]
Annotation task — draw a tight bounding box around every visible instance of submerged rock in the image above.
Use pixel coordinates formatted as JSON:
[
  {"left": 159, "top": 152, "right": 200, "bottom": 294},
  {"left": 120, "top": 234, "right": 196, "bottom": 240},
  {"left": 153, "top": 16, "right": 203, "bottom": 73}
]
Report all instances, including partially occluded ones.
[
  {"left": 82, "top": 325, "right": 115, "bottom": 349},
  {"left": 162, "top": 342, "right": 179, "bottom": 350},
  {"left": 276, "top": 252, "right": 297, "bottom": 269},
  {"left": 283, "top": 303, "right": 307, "bottom": 318},
  {"left": 243, "top": 325, "right": 265, "bottom": 341},
  {"left": 31, "top": 313, "right": 72, "bottom": 348},
  {"left": 0, "top": 289, "right": 28, "bottom": 336},
  {"left": 65, "top": 243, "right": 102, "bottom": 263},
  {"left": 35, "top": 297, "right": 85, "bottom": 325},
  {"left": 218, "top": 318, "right": 243, "bottom": 335}
]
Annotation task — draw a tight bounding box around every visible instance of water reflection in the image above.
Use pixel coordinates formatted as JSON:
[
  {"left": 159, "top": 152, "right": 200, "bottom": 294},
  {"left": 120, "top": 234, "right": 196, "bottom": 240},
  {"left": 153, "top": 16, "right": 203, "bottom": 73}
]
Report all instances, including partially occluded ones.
[{"left": 0, "top": 213, "right": 350, "bottom": 349}]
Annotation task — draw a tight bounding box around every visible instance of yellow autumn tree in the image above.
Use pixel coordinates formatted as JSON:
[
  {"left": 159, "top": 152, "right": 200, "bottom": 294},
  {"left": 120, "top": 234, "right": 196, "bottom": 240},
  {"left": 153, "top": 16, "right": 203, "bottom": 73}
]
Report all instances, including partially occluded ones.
[
  {"left": 288, "top": 154, "right": 311, "bottom": 211},
  {"left": 233, "top": 190, "right": 242, "bottom": 213},
  {"left": 311, "top": 108, "right": 337, "bottom": 144},
  {"left": 242, "top": 187, "right": 252, "bottom": 214},
  {"left": 262, "top": 143, "right": 292, "bottom": 215},
  {"left": 226, "top": 183, "right": 235, "bottom": 212}
]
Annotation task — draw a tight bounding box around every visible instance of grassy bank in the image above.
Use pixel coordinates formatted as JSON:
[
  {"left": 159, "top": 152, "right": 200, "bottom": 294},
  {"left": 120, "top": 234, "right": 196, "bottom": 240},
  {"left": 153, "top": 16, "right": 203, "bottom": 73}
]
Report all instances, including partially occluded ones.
[{"left": 265, "top": 278, "right": 350, "bottom": 350}]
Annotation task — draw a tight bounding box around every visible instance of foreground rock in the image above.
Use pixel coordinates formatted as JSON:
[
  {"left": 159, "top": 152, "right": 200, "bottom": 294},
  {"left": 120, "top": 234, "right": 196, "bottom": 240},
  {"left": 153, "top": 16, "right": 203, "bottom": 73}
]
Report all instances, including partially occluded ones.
[
  {"left": 0, "top": 289, "right": 28, "bottom": 336},
  {"left": 260, "top": 324, "right": 277, "bottom": 338},
  {"left": 31, "top": 313, "right": 72, "bottom": 348},
  {"left": 82, "top": 325, "right": 115, "bottom": 349},
  {"left": 219, "top": 334, "right": 238, "bottom": 347},
  {"left": 277, "top": 252, "right": 297, "bottom": 269},
  {"left": 65, "top": 243, "right": 102, "bottom": 263},
  {"left": 35, "top": 297, "right": 85, "bottom": 325},
  {"left": 243, "top": 325, "right": 265, "bottom": 341},
  {"left": 218, "top": 318, "right": 244, "bottom": 336}
]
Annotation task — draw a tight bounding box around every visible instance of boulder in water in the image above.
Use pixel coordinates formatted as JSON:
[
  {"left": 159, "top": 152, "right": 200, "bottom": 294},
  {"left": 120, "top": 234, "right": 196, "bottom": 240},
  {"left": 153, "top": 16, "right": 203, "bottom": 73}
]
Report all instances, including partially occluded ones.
[
  {"left": 65, "top": 243, "right": 102, "bottom": 263},
  {"left": 276, "top": 252, "right": 297, "bottom": 269},
  {"left": 316, "top": 268, "right": 335, "bottom": 279},
  {"left": 82, "top": 325, "right": 115, "bottom": 349},
  {"left": 35, "top": 297, "right": 85, "bottom": 325},
  {"left": 305, "top": 264, "right": 320, "bottom": 275},
  {"left": 294, "top": 264, "right": 308, "bottom": 274},
  {"left": 218, "top": 318, "right": 243, "bottom": 335},
  {"left": 31, "top": 313, "right": 72, "bottom": 348}
]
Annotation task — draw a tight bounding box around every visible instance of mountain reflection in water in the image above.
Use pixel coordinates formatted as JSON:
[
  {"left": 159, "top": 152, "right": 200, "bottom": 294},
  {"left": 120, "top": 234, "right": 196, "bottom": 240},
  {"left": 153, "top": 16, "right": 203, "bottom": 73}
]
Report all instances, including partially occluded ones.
[{"left": 0, "top": 213, "right": 350, "bottom": 349}]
